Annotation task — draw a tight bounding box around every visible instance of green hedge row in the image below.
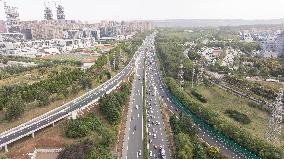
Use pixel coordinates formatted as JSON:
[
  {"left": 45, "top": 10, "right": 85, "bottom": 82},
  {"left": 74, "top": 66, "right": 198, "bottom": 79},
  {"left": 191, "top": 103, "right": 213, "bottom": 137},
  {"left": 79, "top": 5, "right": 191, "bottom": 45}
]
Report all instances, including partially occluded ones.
[
  {"left": 165, "top": 77, "right": 283, "bottom": 159},
  {"left": 190, "top": 89, "right": 207, "bottom": 103},
  {"left": 224, "top": 109, "right": 251, "bottom": 124}
]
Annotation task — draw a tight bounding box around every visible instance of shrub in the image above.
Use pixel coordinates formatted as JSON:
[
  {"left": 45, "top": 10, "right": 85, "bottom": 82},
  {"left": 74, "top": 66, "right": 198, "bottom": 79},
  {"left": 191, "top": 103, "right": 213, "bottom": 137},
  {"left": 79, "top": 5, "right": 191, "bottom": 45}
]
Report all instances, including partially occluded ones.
[
  {"left": 190, "top": 89, "right": 207, "bottom": 103},
  {"left": 224, "top": 109, "right": 251, "bottom": 124}
]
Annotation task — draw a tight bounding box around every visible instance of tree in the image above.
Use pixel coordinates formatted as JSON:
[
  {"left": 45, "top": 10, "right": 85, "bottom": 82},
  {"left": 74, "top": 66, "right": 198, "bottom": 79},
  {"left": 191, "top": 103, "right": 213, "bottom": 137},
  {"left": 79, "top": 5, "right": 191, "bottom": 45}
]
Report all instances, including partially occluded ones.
[
  {"left": 176, "top": 133, "right": 194, "bottom": 159},
  {"left": 5, "top": 95, "right": 25, "bottom": 121}
]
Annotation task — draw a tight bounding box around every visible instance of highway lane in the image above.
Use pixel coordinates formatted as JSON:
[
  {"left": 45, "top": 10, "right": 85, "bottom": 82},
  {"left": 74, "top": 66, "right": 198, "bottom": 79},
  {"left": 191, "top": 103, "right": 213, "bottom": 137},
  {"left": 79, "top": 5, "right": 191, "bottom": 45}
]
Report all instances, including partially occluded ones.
[
  {"left": 147, "top": 40, "right": 249, "bottom": 159},
  {"left": 124, "top": 52, "right": 145, "bottom": 159},
  {"left": 145, "top": 47, "right": 170, "bottom": 159},
  {"left": 122, "top": 35, "right": 156, "bottom": 159},
  {"left": 0, "top": 45, "right": 142, "bottom": 150}
]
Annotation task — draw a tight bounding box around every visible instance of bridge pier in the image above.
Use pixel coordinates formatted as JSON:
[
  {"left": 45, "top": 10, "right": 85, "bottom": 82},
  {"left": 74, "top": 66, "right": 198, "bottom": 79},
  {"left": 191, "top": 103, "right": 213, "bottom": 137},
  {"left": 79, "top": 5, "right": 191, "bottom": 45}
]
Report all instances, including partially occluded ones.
[
  {"left": 4, "top": 145, "right": 8, "bottom": 152},
  {"left": 71, "top": 111, "right": 77, "bottom": 120},
  {"left": 31, "top": 132, "right": 35, "bottom": 138}
]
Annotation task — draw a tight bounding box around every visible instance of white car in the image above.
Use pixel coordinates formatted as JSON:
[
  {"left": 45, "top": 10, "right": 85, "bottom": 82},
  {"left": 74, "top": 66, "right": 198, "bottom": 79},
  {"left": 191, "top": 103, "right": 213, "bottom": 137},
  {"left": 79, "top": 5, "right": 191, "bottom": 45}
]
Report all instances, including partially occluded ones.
[
  {"left": 153, "top": 134, "right": 157, "bottom": 138},
  {"left": 138, "top": 150, "right": 142, "bottom": 156},
  {"left": 149, "top": 151, "right": 153, "bottom": 157}
]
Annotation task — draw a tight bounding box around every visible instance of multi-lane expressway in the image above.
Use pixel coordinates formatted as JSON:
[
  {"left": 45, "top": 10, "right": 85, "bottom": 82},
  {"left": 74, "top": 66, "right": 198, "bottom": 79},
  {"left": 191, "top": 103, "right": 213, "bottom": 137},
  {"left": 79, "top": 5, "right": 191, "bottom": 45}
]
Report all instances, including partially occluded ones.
[
  {"left": 122, "top": 46, "right": 145, "bottom": 159},
  {"left": 145, "top": 42, "right": 170, "bottom": 158},
  {"left": 122, "top": 33, "right": 170, "bottom": 159},
  {"left": 0, "top": 43, "right": 142, "bottom": 152}
]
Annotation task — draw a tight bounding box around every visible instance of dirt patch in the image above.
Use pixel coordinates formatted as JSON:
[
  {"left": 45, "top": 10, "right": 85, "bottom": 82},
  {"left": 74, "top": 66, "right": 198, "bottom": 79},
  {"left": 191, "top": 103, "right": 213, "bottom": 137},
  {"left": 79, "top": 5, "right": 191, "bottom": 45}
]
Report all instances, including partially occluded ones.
[
  {"left": 37, "top": 152, "right": 59, "bottom": 159},
  {"left": 113, "top": 102, "right": 129, "bottom": 157},
  {"left": 160, "top": 100, "right": 175, "bottom": 158}
]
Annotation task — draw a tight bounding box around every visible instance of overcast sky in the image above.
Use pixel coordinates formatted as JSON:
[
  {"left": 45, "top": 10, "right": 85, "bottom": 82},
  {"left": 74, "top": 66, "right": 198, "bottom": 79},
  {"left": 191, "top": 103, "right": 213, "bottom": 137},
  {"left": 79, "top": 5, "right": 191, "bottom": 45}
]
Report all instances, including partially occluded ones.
[{"left": 1, "top": 0, "right": 284, "bottom": 22}]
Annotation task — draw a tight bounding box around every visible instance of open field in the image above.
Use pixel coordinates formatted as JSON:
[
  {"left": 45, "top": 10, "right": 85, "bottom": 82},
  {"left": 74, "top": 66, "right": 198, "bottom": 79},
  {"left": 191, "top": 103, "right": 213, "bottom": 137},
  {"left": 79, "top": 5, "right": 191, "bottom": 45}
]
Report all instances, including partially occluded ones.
[
  {"left": 186, "top": 84, "right": 284, "bottom": 146},
  {"left": 0, "top": 65, "right": 76, "bottom": 87},
  {"left": 254, "top": 80, "right": 284, "bottom": 90},
  {"left": 40, "top": 53, "right": 99, "bottom": 62}
]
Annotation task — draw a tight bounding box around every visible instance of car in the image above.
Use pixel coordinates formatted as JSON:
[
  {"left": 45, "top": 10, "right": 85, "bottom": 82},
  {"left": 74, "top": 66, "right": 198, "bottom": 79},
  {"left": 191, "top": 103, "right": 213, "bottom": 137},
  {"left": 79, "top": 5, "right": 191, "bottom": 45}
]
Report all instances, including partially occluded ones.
[
  {"left": 134, "top": 125, "right": 137, "bottom": 130},
  {"left": 153, "top": 134, "right": 157, "bottom": 138},
  {"left": 149, "top": 151, "right": 153, "bottom": 157},
  {"left": 149, "top": 139, "right": 152, "bottom": 143},
  {"left": 148, "top": 131, "right": 151, "bottom": 135},
  {"left": 135, "top": 105, "right": 139, "bottom": 109},
  {"left": 154, "top": 145, "right": 158, "bottom": 149},
  {"left": 138, "top": 150, "right": 142, "bottom": 156},
  {"left": 147, "top": 124, "right": 150, "bottom": 127}
]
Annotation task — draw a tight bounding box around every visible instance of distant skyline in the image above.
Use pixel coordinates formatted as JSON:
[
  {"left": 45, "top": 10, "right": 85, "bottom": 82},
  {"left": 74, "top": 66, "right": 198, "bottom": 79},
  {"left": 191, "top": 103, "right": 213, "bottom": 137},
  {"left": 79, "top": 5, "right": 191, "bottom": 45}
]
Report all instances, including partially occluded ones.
[{"left": 1, "top": 0, "right": 284, "bottom": 22}]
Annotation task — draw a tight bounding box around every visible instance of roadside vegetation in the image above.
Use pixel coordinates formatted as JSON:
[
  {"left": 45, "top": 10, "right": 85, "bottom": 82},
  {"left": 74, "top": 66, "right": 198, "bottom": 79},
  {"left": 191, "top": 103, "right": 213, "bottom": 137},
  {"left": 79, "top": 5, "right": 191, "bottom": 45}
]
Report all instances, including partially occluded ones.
[
  {"left": 185, "top": 83, "right": 284, "bottom": 144},
  {"left": 59, "top": 82, "right": 131, "bottom": 159},
  {"left": 170, "top": 113, "right": 226, "bottom": 159},
  {"left": 156, "top": 29, "right": 283, "bottom": 159},
  {"left": 166, "top": 77, "right": 283, "bottom": 159}
]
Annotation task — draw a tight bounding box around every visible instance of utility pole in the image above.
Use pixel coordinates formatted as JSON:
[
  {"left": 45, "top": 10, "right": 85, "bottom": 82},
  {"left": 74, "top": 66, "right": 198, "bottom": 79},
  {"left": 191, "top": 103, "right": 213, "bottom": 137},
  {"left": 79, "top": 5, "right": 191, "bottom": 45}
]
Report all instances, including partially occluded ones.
[
  {"left": 191, "top": 60, "right": 196, "bottom": 88},
  {"left": 266, "top": 88, "right": 283, "bottom": 144},
  {"left": 196, "top": 62, "right": 204, "bottom": 86},
  {"left": 178, "top": 58, "right": 184, "bottom": 89},
  {"left": 113, "top": 53, "right": 116, "bottom": 69}
]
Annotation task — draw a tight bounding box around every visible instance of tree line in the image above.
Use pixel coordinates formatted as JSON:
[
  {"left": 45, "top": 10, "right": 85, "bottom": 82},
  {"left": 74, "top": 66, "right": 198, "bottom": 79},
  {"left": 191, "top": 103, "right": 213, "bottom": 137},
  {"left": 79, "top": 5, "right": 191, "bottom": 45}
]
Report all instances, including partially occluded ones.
[
  {"left": 60, "top": 112, "right": 114, "bottom": 159},
  {"left": 0, "top": 68, "right": 92, "bottom": 121},
  {"left": 99, "top": 82, "right": 130, "bottom": 124},
  {"left": 170, "top": 113, "right": 226, "bottom": 159}
]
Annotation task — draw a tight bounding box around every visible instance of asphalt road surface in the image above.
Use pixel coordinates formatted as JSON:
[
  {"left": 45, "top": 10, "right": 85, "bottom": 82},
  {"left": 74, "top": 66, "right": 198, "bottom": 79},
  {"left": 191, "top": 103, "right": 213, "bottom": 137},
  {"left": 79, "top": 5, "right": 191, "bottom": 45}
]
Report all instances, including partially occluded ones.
[
  {"left": 145, "top": 42, "right": 170, "bottom": 159},
  {"left": 123, "top": 51, "right": 145, "bottom": 159}
]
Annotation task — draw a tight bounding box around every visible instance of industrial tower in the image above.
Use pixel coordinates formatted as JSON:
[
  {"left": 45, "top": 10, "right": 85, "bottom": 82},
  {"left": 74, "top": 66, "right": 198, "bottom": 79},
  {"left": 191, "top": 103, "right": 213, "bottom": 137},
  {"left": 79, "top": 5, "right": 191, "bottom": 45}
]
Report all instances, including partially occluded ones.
[
  {"left": 266, "top": 88, "right": 283, "bottom": 144},
  {"left": 44, "top": 6, "right": 53, "bottom": 20},
  {"left": 56, "top": 5, "right": 65, "bottom": 20},
  {"left": 178, "top": 58, "right": 184, "bottom": 89},
  {"left": 44, "top": 1, "right": 65, "bottom": 20}
]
